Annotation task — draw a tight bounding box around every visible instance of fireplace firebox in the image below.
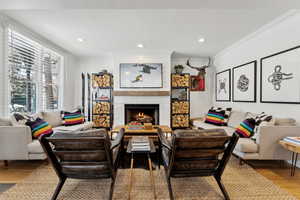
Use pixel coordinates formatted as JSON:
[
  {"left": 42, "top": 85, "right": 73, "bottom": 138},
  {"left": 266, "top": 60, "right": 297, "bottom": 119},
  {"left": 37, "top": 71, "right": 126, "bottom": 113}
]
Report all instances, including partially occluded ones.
[{"left": 124, "top": 104, "right": 159, "bottom": 125}]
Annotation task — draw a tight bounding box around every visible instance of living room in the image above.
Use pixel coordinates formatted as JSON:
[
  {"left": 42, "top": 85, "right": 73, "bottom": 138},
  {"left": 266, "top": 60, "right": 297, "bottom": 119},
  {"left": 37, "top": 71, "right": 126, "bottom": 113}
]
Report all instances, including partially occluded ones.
[{"left": 1, "top": 1, "right": 300, "bottom": 200}]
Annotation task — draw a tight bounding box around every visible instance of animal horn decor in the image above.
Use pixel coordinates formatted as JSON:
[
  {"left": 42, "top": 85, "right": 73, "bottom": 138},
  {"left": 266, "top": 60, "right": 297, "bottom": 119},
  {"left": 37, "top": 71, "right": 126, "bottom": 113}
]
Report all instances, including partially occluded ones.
[
  {"left": 187, "top": 57, "right": 211, "bottom": 92},
  {"left": 186, "top": 57, "right": 211, "bottom": 76}
]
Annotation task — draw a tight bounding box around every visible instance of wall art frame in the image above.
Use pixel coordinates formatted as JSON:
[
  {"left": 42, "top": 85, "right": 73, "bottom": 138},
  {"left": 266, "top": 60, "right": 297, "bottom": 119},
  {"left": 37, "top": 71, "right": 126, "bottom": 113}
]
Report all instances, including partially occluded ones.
[
  {"left": 232, "top": 60, "right": 257, "bottom": 103},
  {"left": 216, "top": 69, "right": 231, "bottom": 102},
  {"left": 119, "top": 63, "right": 163, "bottom": 88},
  {"left": 260, "top": 45, "right": 300, "bottom": 104}
]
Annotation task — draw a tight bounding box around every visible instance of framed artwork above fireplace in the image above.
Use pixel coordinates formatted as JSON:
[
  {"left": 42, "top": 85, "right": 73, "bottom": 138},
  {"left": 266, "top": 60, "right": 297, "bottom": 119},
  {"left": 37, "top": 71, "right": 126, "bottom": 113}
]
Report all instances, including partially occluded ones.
[{"left": 120, "top": 63, "right": 163, "bottom": 88}]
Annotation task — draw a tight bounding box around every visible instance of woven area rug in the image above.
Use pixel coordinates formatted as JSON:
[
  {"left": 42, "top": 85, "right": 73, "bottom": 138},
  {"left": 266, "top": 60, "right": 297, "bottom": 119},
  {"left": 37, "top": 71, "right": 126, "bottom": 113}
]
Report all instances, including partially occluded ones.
[{"left": 0, "top": 157, "right": 296, "bottom": 200}]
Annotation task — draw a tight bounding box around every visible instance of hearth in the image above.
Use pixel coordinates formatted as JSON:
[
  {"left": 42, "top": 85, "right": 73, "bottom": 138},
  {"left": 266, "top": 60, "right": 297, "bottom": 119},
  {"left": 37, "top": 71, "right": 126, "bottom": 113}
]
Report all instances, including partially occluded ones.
[{"left": 125, "top": 104, "right": 159, "bottom": 125}]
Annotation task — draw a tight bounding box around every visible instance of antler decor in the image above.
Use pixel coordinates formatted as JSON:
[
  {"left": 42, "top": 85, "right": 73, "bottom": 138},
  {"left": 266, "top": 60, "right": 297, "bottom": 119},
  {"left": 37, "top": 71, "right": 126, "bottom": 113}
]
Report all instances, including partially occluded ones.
[{"left": 186, "top": 57, "right": 211, "bottom": 76}]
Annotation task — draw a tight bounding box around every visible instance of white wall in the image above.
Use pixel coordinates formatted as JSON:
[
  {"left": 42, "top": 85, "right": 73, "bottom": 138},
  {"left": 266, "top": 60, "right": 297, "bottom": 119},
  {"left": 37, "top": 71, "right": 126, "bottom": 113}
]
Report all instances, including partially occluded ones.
[
  {"left": 214, "top": 11, "right": 300, "bottom": 121},
  {"left": 113, "top": 51, "right": 171, "bottom": 91},
  {"left": 171, "top": 57, "right": 214, "bottom": 118},
  {"left": 73, "top": 55, "right": 114, "bottom": 108}
]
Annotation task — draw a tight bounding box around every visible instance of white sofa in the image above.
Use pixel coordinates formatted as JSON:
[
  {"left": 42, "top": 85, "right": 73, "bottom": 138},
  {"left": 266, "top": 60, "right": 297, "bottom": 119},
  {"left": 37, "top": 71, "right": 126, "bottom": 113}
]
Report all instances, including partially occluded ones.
[
  {"left": 192, "top": 110, "right": 300, "bottom": 162},
  {"left": 0, "top": 111, "right": 94, "bottom": 164}
]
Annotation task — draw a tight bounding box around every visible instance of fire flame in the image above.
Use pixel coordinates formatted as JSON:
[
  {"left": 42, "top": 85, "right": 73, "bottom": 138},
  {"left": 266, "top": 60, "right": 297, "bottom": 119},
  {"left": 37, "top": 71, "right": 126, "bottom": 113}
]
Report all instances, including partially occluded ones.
[{"left": 138, "top": 112, "right": 144, "bottom": 118}]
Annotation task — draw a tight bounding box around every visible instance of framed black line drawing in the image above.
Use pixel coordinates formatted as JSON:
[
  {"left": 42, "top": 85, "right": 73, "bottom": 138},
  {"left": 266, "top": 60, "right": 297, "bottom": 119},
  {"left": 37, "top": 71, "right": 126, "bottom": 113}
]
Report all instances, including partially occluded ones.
[
  {"left": 119, "top": 63, "right": 163, "bottom": 88},
  {"left": 216, "top": 69, "right": 231, "bottom": 102},
  {"left": 260, "top": 46, "right": 300, "bottom": 104},
  {"left": 233, "top": 61, "right": 257, "bottom": 102}
]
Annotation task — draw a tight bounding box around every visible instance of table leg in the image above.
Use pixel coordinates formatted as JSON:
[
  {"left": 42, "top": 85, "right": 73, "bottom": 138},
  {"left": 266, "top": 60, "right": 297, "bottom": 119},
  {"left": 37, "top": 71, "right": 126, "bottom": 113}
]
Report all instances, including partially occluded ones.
[
  {"left": 148, "top": 153, "right": 156, "bottom": 199},
  {"left": 291, "top": 153, "right": 298, "bottom": 176},
  {"left": 128, "top": 153, "right": 134, "bottom": 200}
]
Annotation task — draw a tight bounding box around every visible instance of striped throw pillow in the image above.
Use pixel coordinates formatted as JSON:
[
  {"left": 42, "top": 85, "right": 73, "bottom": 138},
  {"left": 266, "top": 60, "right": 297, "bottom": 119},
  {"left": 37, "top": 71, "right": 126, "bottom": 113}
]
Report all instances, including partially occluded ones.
[
  {"left": 211, "top": 106, "right": 232, "bottom": 126},
  {"left": 204, "top": 109, "right": 225, "bottom": 126},
  {"left": 62, "top": 110, "right": 84, "bottom": 126},
  {"left": 235, "top": 118, "right": 256, "bottom": 138},
  {"left": 26, "top": 117, "right": 53, "bottom": 139},
  {"left": 255, "top": 112, "right": 272, "bottom": 125}
]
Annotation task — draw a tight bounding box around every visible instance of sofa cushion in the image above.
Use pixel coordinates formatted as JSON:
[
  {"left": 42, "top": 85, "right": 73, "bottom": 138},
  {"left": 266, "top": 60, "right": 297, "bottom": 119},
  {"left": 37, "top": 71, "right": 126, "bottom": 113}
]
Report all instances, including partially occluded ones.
[
  {"left": 11, "top": 112, "right": 43, "bottom": 126},
  {"left": 221, "top": 127, "right": 236, "bottom": 136},
  {"left": 254, "top": 112, "right": 272, "bottom": 125},
  {"left": 41, "top": 111, "right": 62, "bottom": 127},
  {"left": 194, "top": 120, "right": 221, "bottom": 129},
  {"left": 235, "top": 118, "right": 256, "bottom": 138},
  {"left": 211, "top": 106, "right": 232, "bottom": 125},
  {"left": 26, "top": 117, "right": 53, "bottom": 139},
  {"left": 28, "top": 140, "right": 44, "bottom": 154},
  {"left": 235, "top": 138, "right": 258, "bottom": 153},
  {"left": 0, "top": 117, "right": 11, "bottom": 126},
  {"left": 204, "top": 109, "right": 225, "bottom": 126},
  {"left": 53, "top": 121, "right": 94, "bottom": 133},
  {"left": 193, "top": 120, "right": 235, "bottom": 136},
  {"left": 62, "top": 110, "right": 84, "bottom": 126},
  {"left": 275, "top": 118, "right": 296, "bottom": 126},
  {"left": 227, "top": 111, "right": 247, "bottom": 128}
]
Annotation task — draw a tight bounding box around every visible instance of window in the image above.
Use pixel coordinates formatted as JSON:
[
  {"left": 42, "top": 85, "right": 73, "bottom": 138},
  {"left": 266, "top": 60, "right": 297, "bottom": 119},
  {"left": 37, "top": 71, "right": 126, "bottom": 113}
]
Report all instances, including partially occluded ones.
[{"left": 8, "top": 29, "right": 63, "bottom": 113}]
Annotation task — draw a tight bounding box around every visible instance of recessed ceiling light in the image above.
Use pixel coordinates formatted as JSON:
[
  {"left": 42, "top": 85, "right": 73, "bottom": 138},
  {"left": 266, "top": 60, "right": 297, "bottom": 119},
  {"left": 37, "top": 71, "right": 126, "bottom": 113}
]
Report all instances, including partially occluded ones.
[
  {"left": 198, "top": 38, "right": 205, "bottom": 43},
  {"left": 77, "top": 38, "right": 84, "bottom": 42},
  {"left": 137, "top": 44, "right": 144, "bottom": 48}
]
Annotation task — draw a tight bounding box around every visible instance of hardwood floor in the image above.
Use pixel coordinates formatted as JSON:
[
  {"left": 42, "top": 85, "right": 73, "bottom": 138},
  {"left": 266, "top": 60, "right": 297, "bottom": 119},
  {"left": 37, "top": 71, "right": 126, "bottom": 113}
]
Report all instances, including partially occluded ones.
[
  {"left": 0, "top": 160, "right": 300, "bottom": 199},
  {"left": 0, "top": 160, "right": 45, "bottom": 184}
]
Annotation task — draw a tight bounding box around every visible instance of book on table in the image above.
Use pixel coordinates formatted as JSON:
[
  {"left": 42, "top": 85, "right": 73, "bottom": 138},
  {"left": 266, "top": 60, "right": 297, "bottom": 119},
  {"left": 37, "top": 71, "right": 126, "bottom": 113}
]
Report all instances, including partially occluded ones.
[
  {"left": 131, "top": 136, "right": 150, "bottom": 151},
  {"left": 283, "top": 137, "right": 300, "bottom": 145}
]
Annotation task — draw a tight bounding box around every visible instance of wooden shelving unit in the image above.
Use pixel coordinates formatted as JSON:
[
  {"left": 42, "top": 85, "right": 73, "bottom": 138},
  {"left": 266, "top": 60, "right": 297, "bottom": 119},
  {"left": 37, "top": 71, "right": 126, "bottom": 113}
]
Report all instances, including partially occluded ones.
[
  {"left": 91, "top": 72, "right": 113, "bottom": 129},
  {"left": 170, "top": 73, "right": 190, "bottom": 129}
]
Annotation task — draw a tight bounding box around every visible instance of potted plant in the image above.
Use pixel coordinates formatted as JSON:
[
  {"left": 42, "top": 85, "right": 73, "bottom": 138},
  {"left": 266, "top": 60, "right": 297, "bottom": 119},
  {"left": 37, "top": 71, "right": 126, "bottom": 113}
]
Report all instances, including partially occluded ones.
[{"left": 174, "top": 65, "right": 184, "bottom": 74}]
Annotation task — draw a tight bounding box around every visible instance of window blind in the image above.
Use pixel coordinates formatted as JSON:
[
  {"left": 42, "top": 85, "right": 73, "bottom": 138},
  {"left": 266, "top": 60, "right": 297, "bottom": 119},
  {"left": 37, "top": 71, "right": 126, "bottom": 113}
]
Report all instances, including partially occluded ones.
[{"left": 8, "top": 29, "right": 62, "bottom": 113}]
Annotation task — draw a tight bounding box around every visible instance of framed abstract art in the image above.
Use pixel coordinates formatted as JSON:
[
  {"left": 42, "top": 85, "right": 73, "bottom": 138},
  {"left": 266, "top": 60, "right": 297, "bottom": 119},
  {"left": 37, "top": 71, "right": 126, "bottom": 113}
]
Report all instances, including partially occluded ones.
[
  {"left": 216, "top": 69, "right": 231, "bottom": 102},
  {"left": 260, "top": 46, "right": 300, "bottom": 104},
  {"left": 232, "top": 61, "right": 257, "bottom": 102}
]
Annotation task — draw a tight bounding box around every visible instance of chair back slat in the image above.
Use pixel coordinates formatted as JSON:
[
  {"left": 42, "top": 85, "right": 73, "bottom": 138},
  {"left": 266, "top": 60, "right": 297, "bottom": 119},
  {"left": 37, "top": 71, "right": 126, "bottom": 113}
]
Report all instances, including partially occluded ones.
[
  {"left": 54, "top": 150, "right": 108, "bottom": 162},
  {"left": 50, "top": 140, "right": 106, "bottom": 151},
  {"left": 175, "top": 137, "right": 230, "bottom": 149},
  {"left": 173, "top": 159, "right": 219, "bottom": 171},
  {"left": 174, "top": 148, "right": 224, "bottom": 159}
]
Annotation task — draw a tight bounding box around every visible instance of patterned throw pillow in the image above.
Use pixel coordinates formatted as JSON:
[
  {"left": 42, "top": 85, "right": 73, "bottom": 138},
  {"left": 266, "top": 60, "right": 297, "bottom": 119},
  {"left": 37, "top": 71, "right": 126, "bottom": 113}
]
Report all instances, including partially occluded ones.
[
  {"left": 205, "top": 109, "right": 225, "bottom": 126},
  {"left": 210, "top": 107, "right": 232, "bottom": 126},
  {"left": 62, "top": 110, "right": 84, "bottom": 126},
  {"left": 254, "top": 112, "right": 272, "bottom": 125},
  {"left": 26, "top": 117, "right": 53, "bottom": 139},
  {"left": 235, "top": 118, "right": 256, "bottom": 138}
]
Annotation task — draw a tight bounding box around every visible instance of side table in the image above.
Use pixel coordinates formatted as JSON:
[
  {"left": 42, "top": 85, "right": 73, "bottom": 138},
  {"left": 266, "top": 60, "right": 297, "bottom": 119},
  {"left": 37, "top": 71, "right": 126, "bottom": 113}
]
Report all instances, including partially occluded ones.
[
  {"left": 127, "top": 137, "right": 156, "bottom": 200},
  {"left": 279, "top": 140, "right": 300, "bottom": 176}
]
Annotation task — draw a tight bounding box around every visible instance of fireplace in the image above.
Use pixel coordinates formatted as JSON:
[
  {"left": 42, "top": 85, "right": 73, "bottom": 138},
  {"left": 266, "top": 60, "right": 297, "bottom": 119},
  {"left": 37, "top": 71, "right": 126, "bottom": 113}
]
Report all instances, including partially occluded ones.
[{"left": 124, "top": 104, "right": 159, "bottom": 125}]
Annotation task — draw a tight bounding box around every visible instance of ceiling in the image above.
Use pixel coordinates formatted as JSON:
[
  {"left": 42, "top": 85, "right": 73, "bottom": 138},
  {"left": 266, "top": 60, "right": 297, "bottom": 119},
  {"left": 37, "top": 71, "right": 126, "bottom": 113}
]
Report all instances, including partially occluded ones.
[{"left": 1, "top": 9, "right": 296, "bottom": 57}]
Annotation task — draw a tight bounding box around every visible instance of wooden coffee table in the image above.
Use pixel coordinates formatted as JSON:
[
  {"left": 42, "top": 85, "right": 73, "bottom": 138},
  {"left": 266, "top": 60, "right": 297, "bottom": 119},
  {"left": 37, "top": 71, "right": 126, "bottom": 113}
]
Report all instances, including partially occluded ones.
[
  {"left": 279, "top": 140, "right": 300, "bottom": 176},
  {"left": 111, "top": 125, "right": 172, "bottom": 139}
]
